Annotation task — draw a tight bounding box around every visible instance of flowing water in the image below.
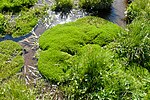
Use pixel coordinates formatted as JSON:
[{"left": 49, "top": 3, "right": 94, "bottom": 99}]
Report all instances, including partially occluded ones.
[{"left": 0, "top": 0, "right": 128, "bottom": 99}]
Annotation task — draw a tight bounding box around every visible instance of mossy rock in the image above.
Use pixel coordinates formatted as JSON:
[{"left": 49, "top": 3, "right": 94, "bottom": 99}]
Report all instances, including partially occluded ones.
[
  {"left": 38, "top": 16, "right": 122, "bottom": 82},
  {"left": 0, "top": 40, "right": 24, "bottom": 80}
]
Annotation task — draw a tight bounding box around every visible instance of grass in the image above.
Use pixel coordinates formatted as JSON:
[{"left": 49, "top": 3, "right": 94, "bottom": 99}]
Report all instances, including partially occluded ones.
[
  {"left": 52, "top": 0, "right": 73, "bottom": 13},
  {"left": 0, "top": 75, "right": 36, "bottom": 100},
  {"left": 79, "top": 0, "right": 113, "bottom": 12},
  {"left": 0, "top": 40, "right": 24, "bottom": 81},
  {"left": 127, "top": 0, "right": 149, "bottom": 22}
]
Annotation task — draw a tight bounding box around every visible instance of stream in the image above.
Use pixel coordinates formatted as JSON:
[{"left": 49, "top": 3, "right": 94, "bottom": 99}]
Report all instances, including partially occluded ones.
[{"left": 0, "top": 0, "right": 128, "bottom": 99}]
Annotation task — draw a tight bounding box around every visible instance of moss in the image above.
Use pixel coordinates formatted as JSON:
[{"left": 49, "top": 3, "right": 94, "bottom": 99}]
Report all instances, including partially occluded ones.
[
  {"left": 0, "top": 6, "right": 47, "bottom": 37},
  {"left": 0, "top": 40, "right": 24, "bottom": 80},
  {"left": 0, "top": 0, "right": 38, "bottom": 13},
  {"left": 38, "top": 16, "right": 122, "bottom": 82}
]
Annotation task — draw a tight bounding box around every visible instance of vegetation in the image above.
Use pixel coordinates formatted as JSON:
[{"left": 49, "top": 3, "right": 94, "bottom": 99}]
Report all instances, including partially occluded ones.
[
  {"left": 2, "top": 6, "right": 47, "bottom": 37},
  {"left": 38, "top": 0, "right": 150, "bottom": 97},
  {"left": 0, "top": 0, "right": 47, "bottom": 37},
  {"left": 79, "top": 0, "right": 113, "bottom": 12},
  {"left": 127, "top": 0, "right": 149, "bottom": 22},
  {"left": 39, "top": 16, "right": 122, "bottom": 82},
  {"left": 0, "top": 40, "right": 24, "bottom": 81},
  {"left": 52, "top": 0, "right": 73, "bottom": 13},
  {"left": 0, "top": 0, "right": 37, "bottom": 13},
  {"left": 0, "top": 75, "right": 35, "bottom": 100},
  {"left": 0, "top": 0, "right": 149, "bottom": 99}
]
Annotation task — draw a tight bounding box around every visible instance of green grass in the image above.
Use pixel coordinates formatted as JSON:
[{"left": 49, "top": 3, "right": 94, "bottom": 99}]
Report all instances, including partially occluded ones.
[
  {"left": 0, "top": 75, "right": 35, "bottom": 100},
  {"left": 0, "top": 40, "right": 24, "bottom": 81},
  {"left": 127, "top": 0, "right": 149, "bottom": 22},
  {"left": 79, "top": 0, "right": 113, "bottom": 12},
  {"left": 52, "top": 0, "right": 73, "bottom": 13}
]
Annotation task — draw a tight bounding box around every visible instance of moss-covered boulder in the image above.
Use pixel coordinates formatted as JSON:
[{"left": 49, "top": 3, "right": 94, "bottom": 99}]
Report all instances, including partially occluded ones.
[
  {"left": 38, "top": 16, "right": 122, "bottom": 82},
  {"left": 0, "top": 40, "right": 24, "bottom": 80}
]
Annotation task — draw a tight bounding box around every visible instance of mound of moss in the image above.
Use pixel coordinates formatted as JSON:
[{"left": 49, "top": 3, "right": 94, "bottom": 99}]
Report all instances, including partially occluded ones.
[
  {"left": 39, "top": 16, "right": 150, "bottom": 99},
  {"left": 38, "top": 16, "right": 122, "bottom": 82},
  {"left": 0, "top": 40, "right": 24, "bottom": 80}
]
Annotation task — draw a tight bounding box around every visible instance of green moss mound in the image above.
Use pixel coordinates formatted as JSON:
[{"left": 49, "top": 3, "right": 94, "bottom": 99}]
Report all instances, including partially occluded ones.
[
  {"left": 0, "top": 40, "right": 24, "bottom": 80},
  {"left": 38, "top": 16, "right": 122, "bottom": 82}
]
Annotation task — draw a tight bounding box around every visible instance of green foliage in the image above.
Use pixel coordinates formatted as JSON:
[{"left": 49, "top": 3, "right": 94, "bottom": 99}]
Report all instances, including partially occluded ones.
[
  {"left": 127, "top": 0, "right": 150, "bottom": 22},
  {"left": 0, "top": 0, "right": 38, "bottom": 13},
  {"left": 0, "top": 6, "right": 47, "bottom": 37},
  {"left": 63, "top": 45, "right": 150, "bottom": 99},
  {"left": 52, "top": 0, "right": 73, "bottom": 13},
  {"left": 0, "top": 40, "right": 24, "bottom": 80},
  {"left": 39, "top": 16, "right": 122, "bottom": 82},
  {"left": 79, "top": 0, "right": 113, "bottom": 12},
  {"left": 0, "top": 75, "right": 35, "bottom": 100}
]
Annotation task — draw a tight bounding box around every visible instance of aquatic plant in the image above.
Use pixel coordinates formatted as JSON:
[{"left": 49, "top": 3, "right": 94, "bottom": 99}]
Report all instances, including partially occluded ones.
[
  {"left": 0, "top": 40, "right": 24, "bottom": 81},
  {"left": 79, "top": 0, "right": 113, "bottom": 12},
  {"left": 52, "top": 0, "right": 73, "bottom": 13}
]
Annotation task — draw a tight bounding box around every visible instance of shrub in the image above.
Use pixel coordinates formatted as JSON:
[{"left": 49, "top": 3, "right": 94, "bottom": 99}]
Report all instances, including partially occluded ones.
[
  {"left": 79, "top": 0, "right": 113, "bottom": 12},
  {"left": 38, "top": 16, "right": 122, "bottom": 82},
  {"left": 0, "top": 40, "right": 24, "bottom": 80},
  {"left": 52, "top": 0, "right": 73, "bottom": 13}
]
